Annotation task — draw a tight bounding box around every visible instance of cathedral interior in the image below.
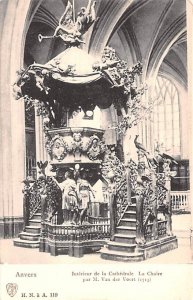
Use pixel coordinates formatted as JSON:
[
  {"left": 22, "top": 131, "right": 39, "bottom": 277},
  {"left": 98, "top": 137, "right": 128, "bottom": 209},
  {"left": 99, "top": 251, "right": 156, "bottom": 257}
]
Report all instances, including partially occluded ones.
[{"left": 0, "top": 0, "right": 193, "bottom": 262}]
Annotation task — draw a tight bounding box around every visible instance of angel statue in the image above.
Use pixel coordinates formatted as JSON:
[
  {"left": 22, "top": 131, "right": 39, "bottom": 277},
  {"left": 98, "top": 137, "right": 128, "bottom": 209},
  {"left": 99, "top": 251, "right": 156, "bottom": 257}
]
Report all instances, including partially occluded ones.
[{"left": 38, "top": 0, "right": 97, "bottom": 46}]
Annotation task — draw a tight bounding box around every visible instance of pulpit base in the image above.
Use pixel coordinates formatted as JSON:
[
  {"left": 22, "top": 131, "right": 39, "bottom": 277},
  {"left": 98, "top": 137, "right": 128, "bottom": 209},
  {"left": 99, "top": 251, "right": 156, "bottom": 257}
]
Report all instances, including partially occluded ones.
[
  {"left": 40, "top": 238, "right": 107, "bottom": 257},
  {"left": 100, "top": 236, "right": 178, "bottom": 262},
  {"left": 137, "top": 235, "right": 178, "bottom": 260}
]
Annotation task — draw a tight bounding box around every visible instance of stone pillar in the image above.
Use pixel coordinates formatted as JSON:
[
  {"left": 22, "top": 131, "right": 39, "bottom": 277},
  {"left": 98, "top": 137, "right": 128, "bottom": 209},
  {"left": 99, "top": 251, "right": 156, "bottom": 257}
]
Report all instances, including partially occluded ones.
[
  {"left": 35, "top": 111, "right": 48, "bottom": 165},
  {"left": 0, "top": 0, "right": 31, "bottom": 238},
  {"left": 187, "top": 0, "right": 193, "bottom": 248}
]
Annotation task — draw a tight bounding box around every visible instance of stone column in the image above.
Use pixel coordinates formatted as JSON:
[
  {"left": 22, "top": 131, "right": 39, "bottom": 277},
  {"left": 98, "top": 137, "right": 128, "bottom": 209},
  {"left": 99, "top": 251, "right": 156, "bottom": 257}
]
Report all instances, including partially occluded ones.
[
  {"left": 187, "top": 0, "right": 193, "bottom": 248},
  {"left": 0, "top": 0, "right": 31, "bottom": 238},
  {"left": 35, "top": 111, "right": 48, "bottom": 165}
]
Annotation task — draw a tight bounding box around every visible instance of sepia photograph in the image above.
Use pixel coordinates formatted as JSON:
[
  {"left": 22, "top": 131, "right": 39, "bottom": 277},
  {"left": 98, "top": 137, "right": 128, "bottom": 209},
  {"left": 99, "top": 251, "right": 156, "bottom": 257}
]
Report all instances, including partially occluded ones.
[{"left": 0, "top": 0, "right": 193, "bottom": 299}]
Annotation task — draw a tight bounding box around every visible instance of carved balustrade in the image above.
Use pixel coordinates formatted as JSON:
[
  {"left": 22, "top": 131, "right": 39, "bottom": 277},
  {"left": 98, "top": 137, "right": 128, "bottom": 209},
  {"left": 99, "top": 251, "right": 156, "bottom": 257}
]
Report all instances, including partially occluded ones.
[
  {"left": 171, "top": 191, "right": 190, "bottom": 212},
  {"left": 42, "top": 222, "right": 110, "bottom": 242}
]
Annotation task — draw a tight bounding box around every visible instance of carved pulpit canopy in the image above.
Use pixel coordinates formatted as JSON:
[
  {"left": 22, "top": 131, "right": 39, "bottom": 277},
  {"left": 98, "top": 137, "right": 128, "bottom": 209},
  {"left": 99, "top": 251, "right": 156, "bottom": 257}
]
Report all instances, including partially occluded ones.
[
  {"left": 14, "top": 46, "right": 120, "bottom": 111},
  {"left": 14, "top": 0, "right": 144, "bottom": 132}
]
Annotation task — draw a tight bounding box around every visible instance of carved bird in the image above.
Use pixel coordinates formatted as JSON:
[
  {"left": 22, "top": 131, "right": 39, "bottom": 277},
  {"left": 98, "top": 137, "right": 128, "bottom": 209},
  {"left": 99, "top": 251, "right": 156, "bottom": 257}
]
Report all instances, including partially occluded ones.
[
  {"left": 136, "top": 174, "right": 151, "bottom": 186},
  {"left": 158, "top": 153, "right": 178, "bottom": 165},
  {"left": 146, "top": 153, "right": 158, "bottom": 169},
  {"left": 37, "top": 161, "right": 48, "bottom": 176},
  {"left": 141, "top": 175, "right": 151, "bottom": 182},
  {"left": 157, "top": 182, "right": 168, "bottom": 191},
  {"left": 134, "top": 135, "right": 149, "bottom": 154}
]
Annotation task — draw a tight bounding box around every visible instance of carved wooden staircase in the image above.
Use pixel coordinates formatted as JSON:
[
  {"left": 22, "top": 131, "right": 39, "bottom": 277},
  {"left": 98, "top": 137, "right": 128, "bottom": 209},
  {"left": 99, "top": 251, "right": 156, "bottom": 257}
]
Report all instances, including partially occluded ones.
[
  {"left": 13, "top": 208, "right": 41, "bottom": 248},
  {"left": 100, "top": 200, "right": 144, "bottom": 262}
]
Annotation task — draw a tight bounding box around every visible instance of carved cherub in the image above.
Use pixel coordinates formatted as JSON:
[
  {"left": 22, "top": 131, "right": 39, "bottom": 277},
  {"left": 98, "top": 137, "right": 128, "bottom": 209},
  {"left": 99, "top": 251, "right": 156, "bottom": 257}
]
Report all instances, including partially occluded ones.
[
  {"left": 28, "top": 70, "right": 50, "bottom": 94},
  {"left": 38, "top": 0, "right": 97, "bottom": 46}
]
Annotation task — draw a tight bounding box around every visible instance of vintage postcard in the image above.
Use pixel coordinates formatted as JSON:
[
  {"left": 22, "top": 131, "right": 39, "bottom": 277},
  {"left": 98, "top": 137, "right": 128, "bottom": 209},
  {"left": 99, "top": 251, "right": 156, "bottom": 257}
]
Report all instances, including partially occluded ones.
[{"left": 0, "top": 0, "right": 193, "bottom": 299}]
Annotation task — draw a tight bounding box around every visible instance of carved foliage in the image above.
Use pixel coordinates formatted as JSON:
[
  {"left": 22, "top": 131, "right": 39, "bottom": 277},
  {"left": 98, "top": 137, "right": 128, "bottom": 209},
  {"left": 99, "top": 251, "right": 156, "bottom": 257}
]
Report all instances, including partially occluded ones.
[
  {"left": 101, "top": 148, "right": 128, "bottom": 222},
  {"left": 156, "top": 173, "right": 167, "bottom": 206}
]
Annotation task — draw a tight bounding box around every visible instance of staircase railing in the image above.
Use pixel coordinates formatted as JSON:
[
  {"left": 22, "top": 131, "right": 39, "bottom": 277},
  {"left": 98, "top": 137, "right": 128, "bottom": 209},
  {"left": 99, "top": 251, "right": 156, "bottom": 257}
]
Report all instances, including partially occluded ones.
[
  {"left": 115, "top": 178, "right": 128, "bottom": 224},
  {"left": 23, "top": 179, "right": 42, "bottom": 227},
  {"left": 23, "top": 176, "right": 62, "bottom": 227},
  {"left": 117, "top": 202, "right": 131, "bottom": 226}
]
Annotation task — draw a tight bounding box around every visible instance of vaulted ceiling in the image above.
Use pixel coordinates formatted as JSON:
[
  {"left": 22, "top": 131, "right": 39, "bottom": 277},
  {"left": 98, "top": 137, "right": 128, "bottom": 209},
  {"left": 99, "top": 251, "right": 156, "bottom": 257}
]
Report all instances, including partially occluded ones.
[{"left": 25, "top": 0, "right": 187, "bottom": 87}]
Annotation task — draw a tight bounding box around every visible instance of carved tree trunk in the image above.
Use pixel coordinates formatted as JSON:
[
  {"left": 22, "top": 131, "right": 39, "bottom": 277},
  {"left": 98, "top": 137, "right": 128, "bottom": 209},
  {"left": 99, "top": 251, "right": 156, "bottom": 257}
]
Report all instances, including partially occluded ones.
[
  {"left": 41, "top": 194, "right": 48, "bottom": 221},
  {"left": 23, "top": 193, "right": 30, "bottom": 228},
  {"left": 165, "top": 177, "right": 172, "bottom": 235},
  {"left": 109, "top": 193, "right": 117, "bottom": 241},
  {"left": 151, "top": 172, "right": 158, "bottom": 240},
  {"left": 125, "top": 166, "right": 132, "bottom": 204},
  {"left": 135, "top": 191, "right": 145, "bottom": 244}
]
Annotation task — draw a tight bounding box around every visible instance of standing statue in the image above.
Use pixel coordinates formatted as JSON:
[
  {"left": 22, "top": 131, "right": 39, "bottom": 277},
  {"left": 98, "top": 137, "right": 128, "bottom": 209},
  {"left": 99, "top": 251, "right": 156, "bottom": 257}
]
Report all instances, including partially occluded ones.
[
  {"left": 38, "top": 0, "right": 97, "bottom": 46},
  {"left": 59, "top": 171, "right": 78, "bottom": 223},
  {"left": 77, "top": 171, "right": 95, "bottom": 224}
]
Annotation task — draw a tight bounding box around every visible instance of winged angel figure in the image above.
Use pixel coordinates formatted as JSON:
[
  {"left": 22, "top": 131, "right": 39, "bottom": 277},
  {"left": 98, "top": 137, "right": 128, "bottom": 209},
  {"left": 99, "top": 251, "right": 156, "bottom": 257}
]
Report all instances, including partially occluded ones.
[{"left": 38, "top": 0, "right": 96, "bottom": 46}]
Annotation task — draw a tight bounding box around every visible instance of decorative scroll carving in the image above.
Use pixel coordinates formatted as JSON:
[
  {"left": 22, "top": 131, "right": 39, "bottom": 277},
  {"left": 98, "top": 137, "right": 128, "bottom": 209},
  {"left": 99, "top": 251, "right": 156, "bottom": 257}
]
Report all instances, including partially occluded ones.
[
  {"left": 46, "top": 135, "right": 68, "bottom": 161},
  {"left": 45, "top": 131, "right": 106, "bottom": 162}
]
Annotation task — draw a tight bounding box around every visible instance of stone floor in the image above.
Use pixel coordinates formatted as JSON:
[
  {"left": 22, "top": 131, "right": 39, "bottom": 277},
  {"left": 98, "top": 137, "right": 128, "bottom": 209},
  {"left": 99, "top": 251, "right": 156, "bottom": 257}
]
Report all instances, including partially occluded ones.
[{"left": 0, "top": 214, "right": 192, "bottom": 264}]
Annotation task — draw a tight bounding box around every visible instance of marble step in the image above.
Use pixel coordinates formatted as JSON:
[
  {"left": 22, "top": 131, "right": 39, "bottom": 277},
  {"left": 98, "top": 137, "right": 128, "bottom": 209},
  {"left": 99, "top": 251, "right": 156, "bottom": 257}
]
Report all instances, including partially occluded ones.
[
  {"left": 107, "top": 241, "right": 137, "bottom": 252},
  {"left": 119, "top": 218, "right": 136, "bottom": 227},
  {"left": 29, "top": 219, "right": 41, "bottom": 227},
  {"left": 126, "top": 204, "right": 136, "bottom": 212},
  {"left": 116, "top": 226, "right": 136, "bottom": 235},
  {"left": 31, "top": 213, "right": 41, "bottom": 220},
  {"left": 131, "top": 197, "right": 136, "bottom": 204},
  {"left": 114, "top": 233, "right": 136, "bottom": 244},
  {"left": 25, "top": 226, "right": 41, "bottom": 234},
  {"left": 19, "top": 231, "right": 40, "bottom": 241},
  {"left": 13, "top": 238, "right": 40, "bottom": 248},
  {"left": 123, "top": 211, "right": 136, "bottom": 219},
  {"left": 100, "top": 247, "right": 144, "bottom": 262}
]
